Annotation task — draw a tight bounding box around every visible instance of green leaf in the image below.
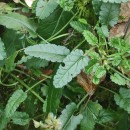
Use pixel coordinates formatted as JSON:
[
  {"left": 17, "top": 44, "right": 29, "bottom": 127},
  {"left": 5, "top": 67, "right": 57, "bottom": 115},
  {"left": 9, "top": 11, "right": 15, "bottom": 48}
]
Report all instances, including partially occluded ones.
[
  {"left": 98, "top": 109, "right": 117, "bottom": 123},
  {"left": 59, "top": 103, "right": 83, "bottom": 130},
  {"left": 0, "top": 38, "right": 6, "bottom": 60},
  {"left": 110, "top": 73, "right": 126, "bottom": 85},
  {"left": 0, "top": 13, "right": 37, "bottom": 37},
  {"left": 11, "top": 111, "right": 30, "bottom": 126},
  {"left": 83, "top": 30, "right": 98, "bottom": 45},
  {"left": 92, "top": 0, "right": 102, "bottom": 15},
  {"left": 0, "top": 114, "right": 9, "bottom": 130},
  {"left": 5, "top": 51, "right": 18, "bottom": 72},
  {"left": 25, "top": 57, "right": 49, "bottom": 68},
  {"left": 114, "top": 88, "right": 130, "bottom": 114},
  {"left": 85, "top": 59, "right": 98, "bottom": 74},
  {"left": 46, "top": 86, "right": 62, "bottom": 114},
  {"left": 80, "top": 101, "right": 102, "bottom": 130},
  {"left": 36, "top": 0, "right": 58, "bottom": 19},
  {"left": 57, "top": 0, "right": 75, "bottom": 11},
  {"left": 95, "top": 66, "right": 106, "bottom": 79},
  {"left": 70, "top": 20, "right": 87, "bottom": 33},
  {"left": 53, "top": 49, "right": 89, "bottom": 88},
  {"left": 5, "top": 89, "right": 27, "bottom": 118},
  {"left": 99, "top": 3, "right": 120, "bottom": 27},
  {"left": 24, "top": 43, "right": 70, "bottom": 62},
  {"left": 99, "top": 0, "right": 130, "bottom": 3},
  {"left": 37, "top": 7, "right": 72, "bottom": 39}
]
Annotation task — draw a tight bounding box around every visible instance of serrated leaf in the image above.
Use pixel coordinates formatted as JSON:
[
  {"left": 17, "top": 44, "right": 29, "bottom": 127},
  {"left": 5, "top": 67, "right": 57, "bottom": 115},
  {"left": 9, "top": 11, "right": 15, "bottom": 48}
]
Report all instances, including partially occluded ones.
[
  {"left": 92, "top": 0, "right": 102, "bottom": 15},
  {"left": 98, "top": 109, "right": 117, "bottom": 123},
  {"left": 0, "top": 38, "right": 6, "bottom": 60},
  {"left": 59, "top": 103, "right": 83, "bottom": 130},
  {"left": 95, "top": 66, "right": 106, "bottom": 79},
  {"left": 25, "top": 57, "right": 49, "bottom": 68},
  {"left": 5, "top": 89, "right": 27, "bottom": 118},
  {"left": 114, "top": 88, "right": 130, "bottom": 113},
  {"left": 99, "top": 3, "right": 120, "bottom": 27},
  {"left": 57, "top": 0, "right": 75, "bottom": 11},
  {"left": 80, "top": 101, "right": 102, "bottom": 130},
  {"left": 36, "top": 0, "right": 58, "bottom": 19},
  {"left": 99, "top": 0, "right": 130, "bottom": 3},
  {"left": 83, "top": 30, "right": 98, "bottom": 45},
  {"left": 24, "top": 43, "right": 70, "bottom": 62},
  {"left": 110, "top": 73, "right": 126, "bottom": 85},
  {"left": 70, "top": 20, "right": 87, "bottom": 33},
  {"left": 53, "top": 49, "right": 89, "bottom": 88},
  {"left": 0, "top": 13, "right": 37, "bottom": 37},
  {"left": 16, "top": 55, "right": 32, "bottom": 65},
  {"left": 12, "top": 111, "right": 30, "bottom": 126}
]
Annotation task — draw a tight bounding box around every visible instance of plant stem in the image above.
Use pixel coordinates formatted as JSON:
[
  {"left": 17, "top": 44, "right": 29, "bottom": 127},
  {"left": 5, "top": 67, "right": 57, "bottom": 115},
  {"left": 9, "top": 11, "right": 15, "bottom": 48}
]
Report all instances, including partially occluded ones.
[
  {"left": 11, "top": 73, "right": 44, "bottom": 103},
  {"left": 73, "top": 39, "right": 86, "bottom": 50},
  {"left": 109, "top": 66, "right": 130, "bottom": 82},
  {"left": 77, "top": 93, "right": 88, "bottom": 109},
  {"left": 37, "top": 34, "right": 50, "bottom": 44},
  {"left": 48, "top": 33, "right": 70, "bottom": 42},
  {"left": 47, "top": 12, "right": 78, "bottom": 41},
  {"left": 99, "top": 86, "right": 117, "bottom": 95},
  {"left": 25, "top": 78, "right": 47, "bottom": 93}
]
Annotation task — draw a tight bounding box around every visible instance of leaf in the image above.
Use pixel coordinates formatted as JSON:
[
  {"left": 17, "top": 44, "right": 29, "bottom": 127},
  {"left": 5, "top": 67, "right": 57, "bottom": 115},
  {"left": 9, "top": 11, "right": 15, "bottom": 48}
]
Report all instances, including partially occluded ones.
[
  {"left": 70, "top": 20, "right": 89, "bottom": 33},
  {"left": 53, "top": 49, "right": 89, "bottom": 88},
  {"left": 5, "top": 51, "right": 18, "bottom": 72},
  {"left": 0, "top": 12, "right": 37, "bottom": 37},
  {"left": 99, "top": 3, "right": 120, "bottom": 27},
  {"left": 36, "top": 0, "right": 58, "bottom": 19},
  {"left": 24, "top": 43, "right": 70, "bottom": 62},
  {"left": 16, "top": 55, "right": 32, "bottom": 65},
  {"left": 95, "top": 66, "right": 106, "bottom": 79},
  {"left": 37, "top": 7, "right": 72, "bottom": 39},
  {"left": 114, "top": 88, "right": 130, "bottom": 113},
  {"left": 99, "top": 0, "right": 130, "bottom": 3},
  {"left": 80, "top": 101, "right": 102, "bottom": 130},
  {"left": 5, "top": 89, "right": 27, "bottom": 118},
  {"left": 98, "top": 109, "right": 117, "bottom": 123},
  {"left": 83, "top": 30, "right": 98, "bottom": 45},
  {"left": 59, "top": 103, "right": 83, "bottom": 130},
  {"left": 57, "top": 0, "right": 75, "bottom": 11},
  {"left": 11, "top": 111, "right": 30, "bottom": 126},
  {"left": 92, "top": 0, "right": 102, "bottom": 15},
  {"left": 46, "top": 86, "right": 62, "bottom": 114},
  {"left": 25, "top": 57, "right": 49, "bottom": 68},
  {"left": 0, "top": 114, "right": 9, "bottom": 130},
  {"left": 110, "top": 73, "right": 126, "bottom": 85},
  {"left": 0, "top": 38, "right": 6, "bottom": 60}
]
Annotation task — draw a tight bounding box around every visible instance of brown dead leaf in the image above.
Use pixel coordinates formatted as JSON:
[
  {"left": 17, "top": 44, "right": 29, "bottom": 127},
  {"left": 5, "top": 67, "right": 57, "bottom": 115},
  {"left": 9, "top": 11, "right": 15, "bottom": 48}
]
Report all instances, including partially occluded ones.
[
  {"left": 119, "top": 2, "right": 130, "bottom": 23},
  {"left": 77, "top": 71, "right": 97, "bottom": 95}
]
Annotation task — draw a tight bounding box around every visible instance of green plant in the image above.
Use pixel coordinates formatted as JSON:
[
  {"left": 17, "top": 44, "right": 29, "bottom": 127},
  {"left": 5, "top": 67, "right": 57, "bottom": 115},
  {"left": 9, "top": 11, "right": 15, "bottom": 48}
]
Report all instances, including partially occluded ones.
[{"left": 0, "top": 0, "right": 130, "bottom": 130}]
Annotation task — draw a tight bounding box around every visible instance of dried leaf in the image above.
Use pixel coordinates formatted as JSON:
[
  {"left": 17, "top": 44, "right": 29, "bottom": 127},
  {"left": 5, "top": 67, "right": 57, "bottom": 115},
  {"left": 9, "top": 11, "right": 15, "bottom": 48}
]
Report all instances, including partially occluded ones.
[{"left": 77, "top": 71, "right": 97, "bottom": 95}]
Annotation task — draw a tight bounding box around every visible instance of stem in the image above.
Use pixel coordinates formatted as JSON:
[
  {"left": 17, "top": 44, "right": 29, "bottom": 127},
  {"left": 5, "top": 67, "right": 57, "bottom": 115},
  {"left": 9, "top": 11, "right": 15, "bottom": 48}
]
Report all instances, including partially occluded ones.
[
  {"left": 19, "top": 1, "right": 28, "bottom": 7},
  {"left": 48, "top": 33, "right": 70, "bottom": 42},
  {"left": 109, "top": 66, "right": 130, "bottom": 82},
  {"left": 25, "top": 78, "right": 47, "bottom": 93},
  {"left": 0, "top": 81, "right": 18, "bottom": 87},
  {"left": 99, "top": 86, "right": 117, "bottom": 95},
  {"left": 11, "top": 74, "right": 44, "bottom": 103},
  {"left": 47, "top": 12, "right": 78, "bottom": 41},
  {"left": 37, "top": 34, "right": 50, "bottom": 44},
  {"left": 77, "top": 93, "right": 88, "bottom": 109},
  {"left": 73, "top": 39, "right": 86, "bottom": 50}
]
